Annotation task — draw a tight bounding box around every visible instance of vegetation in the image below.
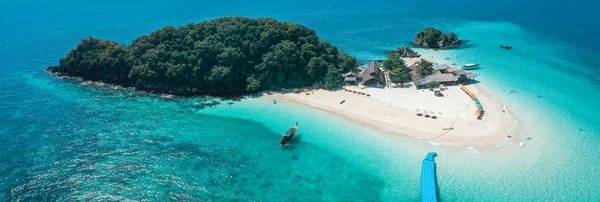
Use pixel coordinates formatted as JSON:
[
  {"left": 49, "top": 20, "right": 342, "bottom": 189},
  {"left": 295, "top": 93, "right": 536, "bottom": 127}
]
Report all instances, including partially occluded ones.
[
  {"left": 412, "top": 27, "right": 461, "bottom": 49},
  {"left": 381, "top": 53, "right": 410, "bottom": 82},
  {"left": 47, "top": 17, "right": 357, "bottom": 95},
  {"left": 415, "top": 59, "right": 434, "bottom": 76}
]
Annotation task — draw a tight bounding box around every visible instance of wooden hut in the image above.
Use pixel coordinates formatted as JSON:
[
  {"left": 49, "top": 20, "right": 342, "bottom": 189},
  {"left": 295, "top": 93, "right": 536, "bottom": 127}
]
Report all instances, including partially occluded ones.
[{"left": 359, "top": 61, "right": 386, "bottom": 87}]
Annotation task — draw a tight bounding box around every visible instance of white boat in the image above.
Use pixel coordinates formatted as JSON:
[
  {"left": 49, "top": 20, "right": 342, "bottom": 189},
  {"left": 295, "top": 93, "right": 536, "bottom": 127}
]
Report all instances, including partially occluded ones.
[{"left": 462, "top": 63, "right": 480, "bottom": 70}]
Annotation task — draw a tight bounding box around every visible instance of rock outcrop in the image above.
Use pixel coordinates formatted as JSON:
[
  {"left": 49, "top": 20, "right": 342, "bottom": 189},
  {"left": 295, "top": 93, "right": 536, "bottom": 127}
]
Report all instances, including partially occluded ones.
[
  {"left": 412, "top": 27, "right": 462, "bottom": 49},
  {"left": 387, "top": 46, "right": 420, "bottom": 58}
]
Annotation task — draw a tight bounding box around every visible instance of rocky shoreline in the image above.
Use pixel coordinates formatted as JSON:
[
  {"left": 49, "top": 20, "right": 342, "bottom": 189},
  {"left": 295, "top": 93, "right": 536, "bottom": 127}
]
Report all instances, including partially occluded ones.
[{"left": 386, "top": 46, "right": 421, "bottom": 58}]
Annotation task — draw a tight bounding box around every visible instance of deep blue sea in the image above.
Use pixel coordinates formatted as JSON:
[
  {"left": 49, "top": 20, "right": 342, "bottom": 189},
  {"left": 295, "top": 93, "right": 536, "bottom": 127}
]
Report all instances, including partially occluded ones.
[{"left": 1, "top": 0, "right": 600, "bottom": 201}]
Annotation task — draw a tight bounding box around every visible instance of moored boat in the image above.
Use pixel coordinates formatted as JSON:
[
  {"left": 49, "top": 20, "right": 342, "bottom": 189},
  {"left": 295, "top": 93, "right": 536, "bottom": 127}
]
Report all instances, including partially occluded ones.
[
  {"left": 462, "top": 63, "right": 480, "bottom": 70},
  {"left": 280, "top": 122, "right": 299, "bottom": 145}
]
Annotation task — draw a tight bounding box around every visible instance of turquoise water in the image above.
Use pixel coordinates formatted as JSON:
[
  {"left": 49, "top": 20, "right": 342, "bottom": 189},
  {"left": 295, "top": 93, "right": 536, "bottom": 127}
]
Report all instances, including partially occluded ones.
[{"left": 2, "top": 0, "right": 600, "bottom": 201}]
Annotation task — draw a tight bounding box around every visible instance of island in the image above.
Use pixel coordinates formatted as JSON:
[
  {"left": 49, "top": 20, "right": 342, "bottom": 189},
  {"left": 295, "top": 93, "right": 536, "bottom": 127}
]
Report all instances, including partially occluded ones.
[
  {"left": 412, "top": 27, "right": 462, "bottom": 49},
  {"left": 47, "top": 17, "right": 357, "bottom": 96},
  {"left": 47, "top": 18, "right": 521, "bottom": 148}
]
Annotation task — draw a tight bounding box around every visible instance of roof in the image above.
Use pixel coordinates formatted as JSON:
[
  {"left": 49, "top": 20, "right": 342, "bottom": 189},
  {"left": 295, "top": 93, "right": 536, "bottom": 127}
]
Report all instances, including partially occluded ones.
[
  {"left": 455, "top": 69, "right": 467, "bottom": 75},
  {"left": 445, "top": 66, "right": 459, "bottom": 72},
  {"left": 363, "top": 61, "right": 380, "bottom": 75},
  {"left": 416, "top": 71, "right": 456, "bottom": 85},
  {"left": 407, "top": 63, "right": 418, "bottom": 71},
  {"left": 409, "top": 70, "right": 422, "bottom": 82},
  {"left": 342, "top": 72, "right": 355, "bottom": 77},
  {"left": 466, "top": 72, "right": 478, "bottom": 79},
  {"left": 361, "top": 61, "right": 386, "bottom": 85},
  {"left": 344, "top": 77, "right": 357, "bottom": 82},
  {"left": 433, "top": 64, "right": 450, "bottom": 71}
]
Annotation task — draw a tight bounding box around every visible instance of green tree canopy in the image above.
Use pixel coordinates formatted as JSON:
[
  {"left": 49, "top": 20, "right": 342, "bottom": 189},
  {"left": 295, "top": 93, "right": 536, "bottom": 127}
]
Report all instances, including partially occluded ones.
[
  {"left": 416, "top": 59, "right": 434, "bottom": 76},
  {"left": 47, "top": 17, "right": 357, "bottom": 95},
  {"left": 381, "top": 53, "right": 410, "bottom": 81},
  {"left": 382, "top": 53, "right": 407, "bottom": 71},
  {"left": 413, "top": 27, "right": 462, "bottom": 49},
  {"left": 323, "top": 67, "right": 342, "bottom": 90}
]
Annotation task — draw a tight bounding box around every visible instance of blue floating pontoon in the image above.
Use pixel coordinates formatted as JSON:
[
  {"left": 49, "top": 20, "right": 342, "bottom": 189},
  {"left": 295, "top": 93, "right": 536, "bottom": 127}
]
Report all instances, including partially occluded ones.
[{"left": 421, "top": 152, "right": 438, "bottom": 202}]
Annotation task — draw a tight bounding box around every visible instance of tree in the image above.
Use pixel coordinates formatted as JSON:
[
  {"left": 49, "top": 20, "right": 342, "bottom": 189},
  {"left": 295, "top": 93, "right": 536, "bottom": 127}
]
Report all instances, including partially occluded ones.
[
  {"left": 47, "top": 17, "right": 357, "bottom": 95},
  {"left": 246, "top": 76, "right": 261, "bottom": 91},
  {"left": 416, "top": 59, "right": 434, "bottom": 76},
  {"left": 381, "top": 53, "right": 410, "bottom": 82},
  {"left": 338, "top": 52, "right": 357, "bottom": 73},
  {"left": 307, "top": 56, "right": 333, "bottom": 79},
  {"left": 257, "top": 40, "right": 298, "bottom": 87},
  {"left": 381, "top": 53, "right": 406, "bottom": 71},
  {"left": 323, "top": 67, "right": 342, "bottom": 89},
  {"left": 422, "top": 27, "right": 443, "bottom": 48},
  {"left": 389, "top": 67, "right": 410, "bottom": 82},
  {"left": 413, "top": 27, "right": 462, "bottom": 49}
]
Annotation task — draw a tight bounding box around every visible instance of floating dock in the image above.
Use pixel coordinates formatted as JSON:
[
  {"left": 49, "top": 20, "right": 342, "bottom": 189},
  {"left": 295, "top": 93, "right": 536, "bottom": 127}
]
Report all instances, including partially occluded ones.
[{"left": 421, "top": 152, "right": 438, "bottom": 202}]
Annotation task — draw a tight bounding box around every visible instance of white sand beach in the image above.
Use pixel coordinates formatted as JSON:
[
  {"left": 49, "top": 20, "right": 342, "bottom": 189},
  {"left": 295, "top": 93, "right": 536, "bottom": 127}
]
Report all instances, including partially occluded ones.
[{"left": 266, "top": 83, "right": 522, "bottom": 148}]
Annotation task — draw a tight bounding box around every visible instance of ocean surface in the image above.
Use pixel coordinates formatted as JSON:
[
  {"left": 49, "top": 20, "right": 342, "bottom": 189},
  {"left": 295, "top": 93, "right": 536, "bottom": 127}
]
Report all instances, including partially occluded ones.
[{"left": 1, "top": 0, "right": 600, "bottom": 201}]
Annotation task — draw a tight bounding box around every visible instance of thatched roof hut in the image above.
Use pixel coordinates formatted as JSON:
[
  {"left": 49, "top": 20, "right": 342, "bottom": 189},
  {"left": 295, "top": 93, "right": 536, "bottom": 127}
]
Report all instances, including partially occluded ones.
[
  {"left": 415, "top": 71, "right": 457, "bottom": 87},
  {"left": 360, "top": 61, "right": 386, "bottom": 86}
]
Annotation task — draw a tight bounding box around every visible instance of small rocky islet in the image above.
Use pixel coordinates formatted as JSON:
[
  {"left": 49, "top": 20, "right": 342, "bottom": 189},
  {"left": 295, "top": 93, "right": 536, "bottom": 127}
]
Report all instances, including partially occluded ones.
[{"left": 412, "top": 27, "right": 462, "bottom": 49}]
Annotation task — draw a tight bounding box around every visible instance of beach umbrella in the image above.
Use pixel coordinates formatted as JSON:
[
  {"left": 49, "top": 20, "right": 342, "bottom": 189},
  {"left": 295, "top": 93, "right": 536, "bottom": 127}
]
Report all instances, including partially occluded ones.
[{"left": 477, "top": 105, "right": 483, "bottom": 109}]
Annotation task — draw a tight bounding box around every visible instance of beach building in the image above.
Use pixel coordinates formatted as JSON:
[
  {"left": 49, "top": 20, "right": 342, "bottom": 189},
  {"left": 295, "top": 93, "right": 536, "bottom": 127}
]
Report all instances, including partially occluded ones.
[
  {"left": 414, "top": 71, "right": 457, "bottom": 88},
  {"left": 359, "top": 61, "right": 386, "bottom": 87},
  {"left": 432, "top": 64, "right": 451, "bottom": 71},
  {"left": 408, "top": 63, "right": 479, "bottom": 88},
  {"left": 407, "top": 63, "right": 418, "bottom": 72},
  {"left": 453, "top": 70, "right": 478, "bottom": 83},
  {"left": 343, "top": 71, "right": 357, "bottom": 85},
  {"left": 443, "top": 66, "right": 459, "bottom": 73}
]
